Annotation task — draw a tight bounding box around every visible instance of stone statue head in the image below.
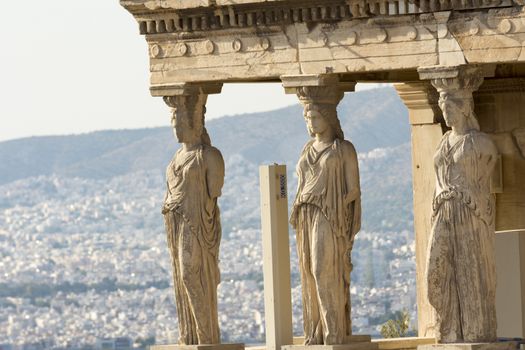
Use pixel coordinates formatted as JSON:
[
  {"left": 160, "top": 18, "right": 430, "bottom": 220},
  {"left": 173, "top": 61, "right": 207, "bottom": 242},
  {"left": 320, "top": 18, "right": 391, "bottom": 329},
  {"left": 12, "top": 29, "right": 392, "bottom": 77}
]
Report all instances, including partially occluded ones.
[
  {"left": 165, "top": 94, "right": 211, "bottom": 146},
  {"left": 303, "top": 103, "right": 345, "bottom": 141},
  {"left": 297, "top": 86, "right": 345, "bottom": 141},
  {"left": 429, "top": 69, "right": 484, "bottom": 133},
  {"left": 438, "top": 91, "right": 480, "bottom": 131}
]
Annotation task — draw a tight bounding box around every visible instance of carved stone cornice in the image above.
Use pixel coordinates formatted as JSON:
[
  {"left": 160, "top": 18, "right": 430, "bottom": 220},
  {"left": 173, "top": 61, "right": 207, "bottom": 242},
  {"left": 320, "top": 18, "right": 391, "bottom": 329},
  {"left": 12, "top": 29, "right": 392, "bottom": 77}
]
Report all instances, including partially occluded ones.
[
  {"left": 151, "top": 82, "right": 223, "bottom": 97},
  {"left": 281, "top": 74, "right": 355, "bottom": 108},
  {"left": 418, "top": 65, "right": 495, "bottom": 95},
  {"left": 161, "top": 83, "right": 222, "bottom": 135},
  {"left": 281, "top": 74, "right": 356, "bottom": 98},
  {"left": 121, "top": 0, "right": 512, "bottom": 35},
  {"left": 295, "top": 86, "right": 345, "bottom": 107},
  {"left": 162, "top": 84, "right": 214, "bottom": 129},
  {"left": 395, "top": 81, "right": 443, "bottom": 125},
  {"left": 125, "top": 0, "right": 353, "bottom": 35},
  {"left": 395, "top": 81, "right": 439, "bottom": 110}
]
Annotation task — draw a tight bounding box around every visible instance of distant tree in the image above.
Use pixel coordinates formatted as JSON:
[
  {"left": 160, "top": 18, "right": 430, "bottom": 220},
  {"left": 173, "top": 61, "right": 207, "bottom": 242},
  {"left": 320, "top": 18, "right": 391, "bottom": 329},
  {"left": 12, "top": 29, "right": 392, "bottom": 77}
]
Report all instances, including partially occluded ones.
[
  {"left": 32, "top": 297, "right": 51, "bottom": 308},
  {"left": 135, "top": 336, "right": 155, "bottom": 349},
  {"left": 380, "top": 310, "right": 410, "bottom": 338}
]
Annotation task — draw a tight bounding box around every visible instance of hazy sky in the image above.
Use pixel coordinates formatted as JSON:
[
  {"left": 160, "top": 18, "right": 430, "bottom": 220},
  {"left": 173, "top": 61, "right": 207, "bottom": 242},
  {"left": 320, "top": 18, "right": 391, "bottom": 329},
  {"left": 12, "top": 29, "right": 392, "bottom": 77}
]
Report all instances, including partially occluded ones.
[{"left": 0, "top": 1, "right": 379, "bottom": 142}]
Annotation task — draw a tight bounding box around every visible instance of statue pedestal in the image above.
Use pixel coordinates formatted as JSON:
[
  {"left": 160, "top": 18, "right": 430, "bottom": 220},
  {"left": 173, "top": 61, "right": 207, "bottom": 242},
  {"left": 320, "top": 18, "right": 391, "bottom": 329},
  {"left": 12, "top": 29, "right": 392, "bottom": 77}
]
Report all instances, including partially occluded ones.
[
  {"left": 283, "top": 336, "right": 378, "bottom": 350},
  {"left": 152, "top": 344, "right": 245, "bottom": 350},
  {"left": 418, "top": 342, "right": 518, "bottom": 350}
]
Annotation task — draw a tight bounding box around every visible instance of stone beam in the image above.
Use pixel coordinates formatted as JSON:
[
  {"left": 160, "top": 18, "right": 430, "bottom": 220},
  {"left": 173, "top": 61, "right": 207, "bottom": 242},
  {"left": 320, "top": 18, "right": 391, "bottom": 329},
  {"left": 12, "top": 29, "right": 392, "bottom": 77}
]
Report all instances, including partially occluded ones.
[
  {"left": 151, "top": 82, "right": 223, "bottom": 97},
  {"left": 281, "top": 74, "right": 356, "bottom": 93},
  {"left": 402, "top": 64, "right": 496, "bottom": 338},
  {"left": 120, "top": 0, "right": 525, "bottom": 88},
  {"left": 418, "top": 64, "right": 495, "bottom": 89}
]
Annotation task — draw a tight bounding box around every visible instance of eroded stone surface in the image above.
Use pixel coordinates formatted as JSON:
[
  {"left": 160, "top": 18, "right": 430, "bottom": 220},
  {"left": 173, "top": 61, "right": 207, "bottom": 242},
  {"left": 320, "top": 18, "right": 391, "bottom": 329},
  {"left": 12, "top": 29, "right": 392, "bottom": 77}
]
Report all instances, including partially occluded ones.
[
  {"left": 162, "top": 88, "right": 225, "bottom": 345},
  {"left": 121, "top": 0, "right": 525, "bottom": 84},
  {"left": 421, "top": 66, "right": 499, "bottom": 343},
  {"left": 286, "top": 77, "right": 361, "bottom": 345},
  {"left": 152, "top": 344, "right": 245, "bottom": 350},
  {"left": 283, "top": 343, "right": 378, "bottom": 350},
  {"left": 418, "top": 342, "right": 517, "bottom": 350}
]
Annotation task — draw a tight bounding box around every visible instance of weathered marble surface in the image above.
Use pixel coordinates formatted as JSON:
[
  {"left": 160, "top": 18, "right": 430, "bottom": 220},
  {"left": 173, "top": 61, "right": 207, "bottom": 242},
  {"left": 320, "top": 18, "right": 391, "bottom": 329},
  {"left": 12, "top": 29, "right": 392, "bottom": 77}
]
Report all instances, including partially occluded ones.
[
  {"left": 121, "top": 0, "right": 525, "bottom": 343},
  {"left": 474, "top": 78, "right": 525, "bottom": 231},
  {"left": 283, "top": 344, "right": 377, "bottom": 350},
  {"left": 122, "top": 0, "right": 523, "bottom": 84},
  {"left": 285, "top": 336, "right": 377, "bottom": 350},
  {"left": 288, "top": 82, "right": 361, "bottom": 345},
  {"left": 162, "top": 92, "right": 225, "bottom": 345},
  {"left": 418, "top": 342, "right": 517, "bottom": 350},
  {"left": 152, "top": 344, "right": 244, "bottom": 350},
  {"left": 395, "top": 81, "right": 443, "bottom": 337},
  {"left": 422, "top": 67, "right": 499, "bottom": 343}
]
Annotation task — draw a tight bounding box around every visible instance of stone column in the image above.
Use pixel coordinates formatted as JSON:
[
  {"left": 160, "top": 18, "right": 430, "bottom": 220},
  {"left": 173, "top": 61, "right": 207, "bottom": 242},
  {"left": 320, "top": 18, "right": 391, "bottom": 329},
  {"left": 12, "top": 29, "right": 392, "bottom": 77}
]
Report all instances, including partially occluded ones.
[
  {"left": 473, "top": 78, "right": 525, "bottom": 339},
  {"left": 495, "top": 230, "right": 525, "bottom": 339},
  {"left": 153, "top": 82, "right": 223, "bottom": 99},
  {"left": 415, "top": 65, "right": 514, "bottom": 347},
  {"left": 155, "top": 82, "right": 243, "bottom": 350},
  {"left": 280, "top": 74, "right": 376, "bottom": 349},
  {"left": 474, "top": 78, "right": 525, "bottom": 232},
  {"left": 161, "top": 82, "right": 224, "bottom": 346},
  {"left": 281, "top": 74, "right": 356, "bottom": 97},
  {"left": 394, "top": 81, "right": 443, "bottom": 338},
  {"left": 403, "top": 66, "right": 525, "bottom": 350}
]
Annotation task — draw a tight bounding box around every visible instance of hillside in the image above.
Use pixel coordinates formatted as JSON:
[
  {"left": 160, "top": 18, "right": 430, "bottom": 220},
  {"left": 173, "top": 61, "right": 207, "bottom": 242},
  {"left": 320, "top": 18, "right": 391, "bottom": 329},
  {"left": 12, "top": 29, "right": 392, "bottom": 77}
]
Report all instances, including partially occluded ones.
[
  {"left": 0, "top": 87, "right": 417, "bottom": 347},
  {"left": 0, "top": 87, "right": 408, "bottom": 184}
]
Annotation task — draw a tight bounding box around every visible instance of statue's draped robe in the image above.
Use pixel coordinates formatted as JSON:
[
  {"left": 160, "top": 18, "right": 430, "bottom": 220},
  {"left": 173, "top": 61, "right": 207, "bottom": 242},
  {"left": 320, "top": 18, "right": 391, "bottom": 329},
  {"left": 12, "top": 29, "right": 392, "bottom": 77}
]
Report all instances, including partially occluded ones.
[
  {"left": 290, "top": 139, "right": 361, "bottom": 345},
  {"left": 427, "top": 131, "right": 498, "bottom": 343},
  {"left": 163, "top": 145, "right": 221, "bottom": 345}
]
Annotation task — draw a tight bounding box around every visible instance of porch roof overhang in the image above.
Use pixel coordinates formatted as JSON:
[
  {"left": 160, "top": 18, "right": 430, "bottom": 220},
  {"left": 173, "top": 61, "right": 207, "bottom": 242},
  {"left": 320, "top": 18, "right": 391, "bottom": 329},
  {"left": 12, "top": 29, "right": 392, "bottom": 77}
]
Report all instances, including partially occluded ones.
[{"left": 121, "top": 0, "right": 525, "bottom": 94}]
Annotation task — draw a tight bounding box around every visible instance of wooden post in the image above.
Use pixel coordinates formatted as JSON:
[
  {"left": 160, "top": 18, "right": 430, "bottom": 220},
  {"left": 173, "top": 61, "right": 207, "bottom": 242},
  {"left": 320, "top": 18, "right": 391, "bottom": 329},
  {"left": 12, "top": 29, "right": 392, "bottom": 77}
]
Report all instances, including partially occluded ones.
[{"left": 259, "top": 164, "right": 293, "bottom": 350}]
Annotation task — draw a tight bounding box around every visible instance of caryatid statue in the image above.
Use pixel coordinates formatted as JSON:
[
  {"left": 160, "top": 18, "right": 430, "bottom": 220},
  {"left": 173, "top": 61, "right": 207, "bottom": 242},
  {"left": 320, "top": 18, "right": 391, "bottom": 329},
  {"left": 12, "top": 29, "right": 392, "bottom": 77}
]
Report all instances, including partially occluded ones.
[
  {"left": 426, "top": 72, "right": 499, "bottom": 343},
  {"left": 162, "top": 92, "right": 225, "bottom": 345},
  {"left": 290, "top": 85, "right": 361, "bottom": 345}
]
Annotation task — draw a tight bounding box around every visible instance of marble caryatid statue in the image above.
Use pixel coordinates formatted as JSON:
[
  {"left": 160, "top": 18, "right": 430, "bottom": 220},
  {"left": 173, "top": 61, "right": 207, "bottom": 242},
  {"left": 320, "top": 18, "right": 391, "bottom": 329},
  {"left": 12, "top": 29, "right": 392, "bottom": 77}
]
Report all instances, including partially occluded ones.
[
  {"left": 162, "top": 93, "right": 225, "bottom": 345},
  {"left": 426, "top": 83, "right": 498, "bottom": 343},
  {"left": 290, "top": 86, "right": 361, "bottom": 345}
]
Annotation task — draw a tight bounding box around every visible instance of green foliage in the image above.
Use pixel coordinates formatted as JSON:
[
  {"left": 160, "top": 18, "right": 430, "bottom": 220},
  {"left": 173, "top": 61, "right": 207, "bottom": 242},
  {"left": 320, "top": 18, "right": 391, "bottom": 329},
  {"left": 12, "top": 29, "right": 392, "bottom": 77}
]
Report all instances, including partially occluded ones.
[
  {"left": 135, "top": 336, "right": 156, "bottom": 350},
  {"left": 380, "top": 310, "right": 410, "bottom": 338},
  {"left": 32, "top": 297, "right": 51, "bottom": 308}
]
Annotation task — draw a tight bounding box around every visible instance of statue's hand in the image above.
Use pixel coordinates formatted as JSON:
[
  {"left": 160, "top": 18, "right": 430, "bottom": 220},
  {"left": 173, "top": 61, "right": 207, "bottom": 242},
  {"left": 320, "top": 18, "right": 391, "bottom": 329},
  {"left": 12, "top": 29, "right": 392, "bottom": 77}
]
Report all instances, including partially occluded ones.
[
  {"left": 162, "top": 200, "right": 176, "bottom": 214},
  {"left": 344, "top": 188, "right": 360, "bottom": 205}
]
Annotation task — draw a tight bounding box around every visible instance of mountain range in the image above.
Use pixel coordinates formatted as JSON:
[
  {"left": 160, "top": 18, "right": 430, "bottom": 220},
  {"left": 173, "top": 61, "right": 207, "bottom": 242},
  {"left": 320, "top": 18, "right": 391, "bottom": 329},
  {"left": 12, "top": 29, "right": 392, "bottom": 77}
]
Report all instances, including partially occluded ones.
[{"left": 0, "top": 87, "right": 409, "bottom": 183}]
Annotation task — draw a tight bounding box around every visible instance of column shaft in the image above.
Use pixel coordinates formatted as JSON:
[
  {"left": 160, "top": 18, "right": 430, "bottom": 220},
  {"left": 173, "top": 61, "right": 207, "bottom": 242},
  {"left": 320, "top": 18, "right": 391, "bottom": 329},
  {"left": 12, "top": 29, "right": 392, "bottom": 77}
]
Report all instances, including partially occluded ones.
[{"left": 395, "top": 82, "right": 443, "bottom": 338}]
